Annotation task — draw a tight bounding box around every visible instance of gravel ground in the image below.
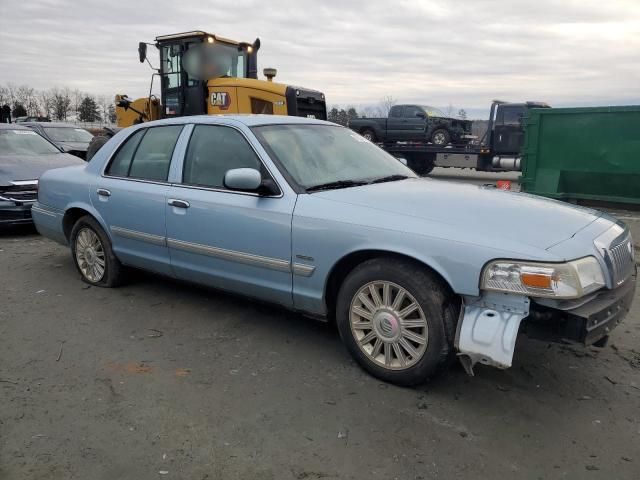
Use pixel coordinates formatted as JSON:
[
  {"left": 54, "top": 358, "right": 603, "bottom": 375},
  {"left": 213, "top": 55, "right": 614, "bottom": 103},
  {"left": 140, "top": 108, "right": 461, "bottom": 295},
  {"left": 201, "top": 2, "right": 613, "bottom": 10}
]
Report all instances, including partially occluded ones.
[{"left": 1, "top": 172, "right": 639, "bottom": 479}]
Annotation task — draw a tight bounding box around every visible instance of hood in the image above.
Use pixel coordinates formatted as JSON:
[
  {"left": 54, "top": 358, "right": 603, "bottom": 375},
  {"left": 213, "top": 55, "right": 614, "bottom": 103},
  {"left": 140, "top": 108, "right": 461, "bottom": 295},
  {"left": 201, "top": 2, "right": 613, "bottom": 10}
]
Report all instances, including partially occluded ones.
[
  {"left": 0, "top": 152, "right": 85, "bottom": 185},
  {"left": 313, "top": 178, "right": 601, "bottom": 250}
]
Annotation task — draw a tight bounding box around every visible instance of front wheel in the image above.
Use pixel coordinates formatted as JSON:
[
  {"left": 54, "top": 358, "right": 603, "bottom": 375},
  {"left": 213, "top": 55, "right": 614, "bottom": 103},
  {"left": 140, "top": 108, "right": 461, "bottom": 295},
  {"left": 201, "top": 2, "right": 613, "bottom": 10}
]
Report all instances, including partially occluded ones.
[
  {"left": 70, "top": 216, "right": 124, "bottom": 287},
  {"left": 336, "top": 258, "right": 458, "bottom": 386},
  {"left": 430, "top": 128, "right": 450, "bottom": 146}
]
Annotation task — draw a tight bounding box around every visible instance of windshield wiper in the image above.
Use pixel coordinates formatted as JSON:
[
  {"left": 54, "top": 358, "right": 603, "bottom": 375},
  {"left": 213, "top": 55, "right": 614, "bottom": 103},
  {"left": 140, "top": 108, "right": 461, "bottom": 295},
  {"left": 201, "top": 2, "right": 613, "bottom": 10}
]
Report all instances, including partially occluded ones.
[
  {"left": 306, "top": 180, "right": 369, "bottom": 192},
  {"left": 370, "top": 174, "right": 410, "bottom": 184}
]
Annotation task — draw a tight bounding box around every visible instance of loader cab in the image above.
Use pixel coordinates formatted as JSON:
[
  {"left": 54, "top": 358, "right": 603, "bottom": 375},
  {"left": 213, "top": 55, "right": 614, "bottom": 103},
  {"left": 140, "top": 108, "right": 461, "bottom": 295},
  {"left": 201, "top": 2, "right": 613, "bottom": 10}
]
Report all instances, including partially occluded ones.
[
  {"left": 154, "top": 31, "right": 260, "bottom": 119},
  {"left": 491, "top": 101, "right": 550, "bottom": 155}
]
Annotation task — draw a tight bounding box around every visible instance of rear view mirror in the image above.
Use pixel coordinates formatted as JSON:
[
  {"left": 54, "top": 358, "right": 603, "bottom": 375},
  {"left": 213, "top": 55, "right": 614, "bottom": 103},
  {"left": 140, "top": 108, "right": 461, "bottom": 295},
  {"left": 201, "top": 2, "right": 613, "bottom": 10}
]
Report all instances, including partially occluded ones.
[
  {"left": 138, "top": 42, "right": 147, "bottom": 63},
  {"left": 416, "top": 112, "right": 426, "bottom": 119},
  {"left": 224, "top": 168, "right": 262, "bottom": 192}
]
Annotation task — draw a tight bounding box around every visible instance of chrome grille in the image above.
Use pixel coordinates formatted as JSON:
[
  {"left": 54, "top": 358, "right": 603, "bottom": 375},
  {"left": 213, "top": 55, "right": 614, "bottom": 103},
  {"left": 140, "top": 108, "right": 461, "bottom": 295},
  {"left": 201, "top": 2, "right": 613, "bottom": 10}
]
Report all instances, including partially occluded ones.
[
  {"left": 608, "top": 234, "right": 634, "bottom": 286},
  {"left": 0, "top": 181, "right": 38, "bottom": 203}
]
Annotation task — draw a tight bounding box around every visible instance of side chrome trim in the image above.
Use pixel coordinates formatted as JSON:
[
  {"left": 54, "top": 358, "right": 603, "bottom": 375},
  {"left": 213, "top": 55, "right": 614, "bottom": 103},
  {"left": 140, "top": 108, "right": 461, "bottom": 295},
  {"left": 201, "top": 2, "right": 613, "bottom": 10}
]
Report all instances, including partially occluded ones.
[
  {"left": 292, "top": 263, "right": 316, "bottom": 277},
  {"left": 31, "top": 205, "right": 58, "bottom": 217},
  {"left": 111, "top": 226, "right": 166, "bottom": 246},
  {"left": 167, "top": 238, "right": 291, "bottom": 272}
]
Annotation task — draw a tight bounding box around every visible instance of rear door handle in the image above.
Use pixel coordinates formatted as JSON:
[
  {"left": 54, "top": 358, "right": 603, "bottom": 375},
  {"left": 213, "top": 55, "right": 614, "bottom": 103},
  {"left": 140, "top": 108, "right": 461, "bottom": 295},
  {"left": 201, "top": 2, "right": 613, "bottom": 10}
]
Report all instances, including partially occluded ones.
[
  {"left": 97, "top": 188, "right": 111, "bottom": 197},
  {"left": 168, "top": 199, "right": 190, "bottom": 209}
]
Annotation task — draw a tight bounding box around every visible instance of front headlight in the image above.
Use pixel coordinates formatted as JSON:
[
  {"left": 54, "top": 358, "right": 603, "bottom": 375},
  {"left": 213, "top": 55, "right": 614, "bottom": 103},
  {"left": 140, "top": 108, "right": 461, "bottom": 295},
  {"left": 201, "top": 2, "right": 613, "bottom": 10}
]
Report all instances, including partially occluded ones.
[{"left": 481, "top": 257, "right": 605, "bottom": 299}]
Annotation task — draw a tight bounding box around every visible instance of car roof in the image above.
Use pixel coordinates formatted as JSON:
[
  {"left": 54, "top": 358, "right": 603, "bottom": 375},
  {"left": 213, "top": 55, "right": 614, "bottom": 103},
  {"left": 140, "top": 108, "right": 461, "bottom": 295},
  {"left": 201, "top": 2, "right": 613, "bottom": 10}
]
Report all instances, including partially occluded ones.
[
  {"left": 22, "top": 122, "right": 80, "bottom": 128},
  {"left": 137, "top": 114, "right": 336, "bottom": 129},
  {"left": 0, "top": 123, "right": 32, "bottom": 130}
]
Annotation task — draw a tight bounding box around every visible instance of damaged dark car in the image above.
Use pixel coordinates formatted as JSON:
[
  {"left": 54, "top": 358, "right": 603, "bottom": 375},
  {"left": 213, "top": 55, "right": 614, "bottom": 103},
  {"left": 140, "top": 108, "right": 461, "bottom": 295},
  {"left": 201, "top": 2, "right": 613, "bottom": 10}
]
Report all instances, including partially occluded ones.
[
  {"left": 0, "top": 124, "right": 84, "bottom": 226},
  {"left": 349, "top": 104, "right": 473, "bottom": 145},
  {"left": 24, "top": 122, "right": 94, "bottom": 160}
]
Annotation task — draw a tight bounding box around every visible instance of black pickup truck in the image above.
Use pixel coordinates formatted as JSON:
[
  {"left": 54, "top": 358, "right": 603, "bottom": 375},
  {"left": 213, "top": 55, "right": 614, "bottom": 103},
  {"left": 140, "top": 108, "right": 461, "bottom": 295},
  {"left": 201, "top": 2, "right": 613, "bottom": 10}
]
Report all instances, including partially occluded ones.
[{"left": 349, "top": 104, "right": 473, "bottom": 145}]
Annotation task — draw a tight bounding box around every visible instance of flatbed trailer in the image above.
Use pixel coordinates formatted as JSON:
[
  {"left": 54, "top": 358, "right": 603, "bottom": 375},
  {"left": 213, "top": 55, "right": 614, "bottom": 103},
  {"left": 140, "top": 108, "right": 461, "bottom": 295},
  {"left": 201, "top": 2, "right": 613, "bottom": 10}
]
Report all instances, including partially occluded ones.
[
  {"left": 381, "top": 142, "right": 496, "bottom": 174},
  {"left": 375, "top": 100, "right": 550, "bottom": 175}
]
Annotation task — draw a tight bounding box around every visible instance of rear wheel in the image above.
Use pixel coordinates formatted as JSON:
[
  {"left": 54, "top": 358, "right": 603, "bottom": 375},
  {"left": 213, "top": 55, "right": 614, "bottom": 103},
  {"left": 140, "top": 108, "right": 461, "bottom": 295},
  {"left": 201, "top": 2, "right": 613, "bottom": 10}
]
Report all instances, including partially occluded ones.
[
  {"left": 360, "top": 129, "right": 377, "bottom": 142},
  {"left": 70, "top": 216, "right": 124, "bottom": 287},
  {"left": 336, "top": 258, "right": 458, "bottom": 386},
  {"left": 407, "top": 158, "right": 435, "bottom": 176},
  {"left": 430, "top": 128, "right": 450, "bottom": 146}
]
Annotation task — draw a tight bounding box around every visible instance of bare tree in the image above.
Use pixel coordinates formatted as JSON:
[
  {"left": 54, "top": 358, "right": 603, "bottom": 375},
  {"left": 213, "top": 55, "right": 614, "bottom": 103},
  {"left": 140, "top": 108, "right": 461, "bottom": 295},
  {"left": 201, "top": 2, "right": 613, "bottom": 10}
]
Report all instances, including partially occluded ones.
[
  {"left": 38, "top": 89, "right": 54, "bottom": 118},
  {"left": 2, "top": 84, "right": 39, "bottom": 115},
  {"left": 379, "top": 95, "right": 397, "bottom": 116},
  {"left": 362, "top": 105, "right": 382, "bottom": 118},
  {"left": 71, "top": 88, "right": 84, "bottom": 120},
  {"left": 96, "top": 95, "right": 112, "bottom": 123},
  {"left": 6, "top": 83, "right": 18, "bottom": 107},
  {"left": 0, "top": 85, "right": 9, "bottom": 107},
  {"left": 445, "top": 103, "right": 454, "bottom": 117},
  {"left": 50, "top": 87, "right": 72, "bottom": 120},
  {"left": 17, "top": 85, "right": 39, "bottom": 116},
  {"left": 458, "top": 108, "right": 467, "bottom": 120}
]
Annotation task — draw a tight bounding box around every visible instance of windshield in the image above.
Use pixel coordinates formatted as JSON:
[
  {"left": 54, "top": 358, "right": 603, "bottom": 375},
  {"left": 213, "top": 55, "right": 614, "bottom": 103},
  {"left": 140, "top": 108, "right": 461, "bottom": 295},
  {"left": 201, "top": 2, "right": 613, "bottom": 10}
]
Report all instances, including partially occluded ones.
[
  {"left": 168, "top": 41, "right": 247, "bottom": 85},
  {"left": 43, "top": 127, "right": 93, "bottom": 143},
  {"left": 422, "top": 106, "right": 447, "bottom": 117},
  {"left": 0, "top": 129, "right": 60, "bottom": 155},
  {"left": 252, "top": 124, "right": 416, "bottom": 190}
]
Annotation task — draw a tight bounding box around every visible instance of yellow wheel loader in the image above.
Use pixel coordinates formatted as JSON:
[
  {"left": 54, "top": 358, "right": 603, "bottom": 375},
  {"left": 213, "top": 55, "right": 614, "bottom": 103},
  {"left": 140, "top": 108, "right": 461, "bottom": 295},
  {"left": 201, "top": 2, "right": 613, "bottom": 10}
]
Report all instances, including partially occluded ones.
[{"left": 87, "top": 30, "right": 327, "bottom": 160}]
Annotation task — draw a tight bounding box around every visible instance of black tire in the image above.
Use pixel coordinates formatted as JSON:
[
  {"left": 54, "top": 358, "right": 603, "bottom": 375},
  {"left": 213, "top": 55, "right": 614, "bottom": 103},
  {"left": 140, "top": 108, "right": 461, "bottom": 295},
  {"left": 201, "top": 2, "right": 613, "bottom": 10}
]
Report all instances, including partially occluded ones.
[
  {"left": 360, "top": 129, "right": 377, "bottom": 142},
  {"left": 407, "top": 158, "right": 435, "bottom": 176},
  {"left": 336, "top": 257, "right": 459, "bottom": 386},
  {"left": 430, "top": 128, "right": 450, "bottom": 146},
  {"left": 70, "top": 215, "right": 124, "bottom": 287},
  {"left": 85, "top": 135, "right": 111, "bottom": 162}
]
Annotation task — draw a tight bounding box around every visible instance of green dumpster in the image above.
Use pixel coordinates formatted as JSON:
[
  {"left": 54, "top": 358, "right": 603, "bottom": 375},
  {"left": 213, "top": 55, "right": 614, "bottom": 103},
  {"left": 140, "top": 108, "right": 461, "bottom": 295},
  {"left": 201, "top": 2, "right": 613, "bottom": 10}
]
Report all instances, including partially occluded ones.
[{"left": 520, "top": 105, "right": 640, "bottom": 205}]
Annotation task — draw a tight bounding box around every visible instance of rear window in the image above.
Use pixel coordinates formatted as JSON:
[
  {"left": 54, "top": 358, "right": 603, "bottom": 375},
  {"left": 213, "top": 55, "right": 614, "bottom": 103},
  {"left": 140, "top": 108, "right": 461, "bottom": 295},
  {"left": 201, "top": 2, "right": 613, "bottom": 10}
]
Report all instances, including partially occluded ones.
[
  {"left": 106, "top": 126, "right": 183, "bottom": 181},
  {"left": 43, "top": 127, "right": 93, "bottom": 143},
  {"left": 0, "top": 129, "right": 60, "bottom": 155}
]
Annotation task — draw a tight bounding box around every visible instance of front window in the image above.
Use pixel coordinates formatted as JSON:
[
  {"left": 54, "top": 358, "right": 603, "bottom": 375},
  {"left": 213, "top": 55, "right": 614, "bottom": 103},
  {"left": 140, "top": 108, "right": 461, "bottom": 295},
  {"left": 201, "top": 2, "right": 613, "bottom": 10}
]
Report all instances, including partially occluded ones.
[
  {"left": 182, "top": 125, "right": 261, "bottom": 189},
  {"left": 176, "top": 42, "right": 248, "bottom": 81},
  {"left": 43, "top": 127, "right": 93, "bottom": 143},
  {"left": 422, "top": 106, "right": 446, "bottom": 117},
  {"left": 0, "top": 129, "right": 60, "bottom": 155},
  {"left": 200, "top": 42, "right": 246, "bottom": 78},
  {"left": 500, "top": 106, "right": 525, "bottom": 125},
  {"left": 161, "top": 45, "right": 182, "bottom": 89},
  {"left": 252, "top": 124, "right": 416, "bottom": 190}
]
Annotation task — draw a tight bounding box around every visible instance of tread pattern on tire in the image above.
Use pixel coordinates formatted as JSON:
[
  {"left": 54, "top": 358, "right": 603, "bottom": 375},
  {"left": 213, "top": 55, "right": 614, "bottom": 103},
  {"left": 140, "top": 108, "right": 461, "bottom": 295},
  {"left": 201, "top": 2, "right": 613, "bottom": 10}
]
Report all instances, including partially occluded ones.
[
  {"left": 336, "top": 257, "right": 459, "bottom": 386},
  {"left": 70, "top": 215, "right": 124, "bottom": 287}
]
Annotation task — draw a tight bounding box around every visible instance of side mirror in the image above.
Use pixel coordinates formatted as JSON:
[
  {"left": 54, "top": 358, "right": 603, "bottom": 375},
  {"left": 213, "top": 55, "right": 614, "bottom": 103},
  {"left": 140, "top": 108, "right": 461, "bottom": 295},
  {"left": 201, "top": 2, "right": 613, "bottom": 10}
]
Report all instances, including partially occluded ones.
[
  {"left": 416, "top": 112, "right": 426, "bottom": 119},
  {"left": 223, "top": 168, "right": 262, "bottom": 192},
  {"left": 138, "top": 42, "right": 147, "bottom": 63}
]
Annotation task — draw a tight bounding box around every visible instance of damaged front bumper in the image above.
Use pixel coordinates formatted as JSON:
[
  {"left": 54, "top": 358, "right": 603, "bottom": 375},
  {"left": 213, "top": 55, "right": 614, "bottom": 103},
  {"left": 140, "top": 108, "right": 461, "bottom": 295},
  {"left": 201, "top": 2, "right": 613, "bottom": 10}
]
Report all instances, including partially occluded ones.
[{"left": 455, "top": 269, "right": 636, "bottom": 374}]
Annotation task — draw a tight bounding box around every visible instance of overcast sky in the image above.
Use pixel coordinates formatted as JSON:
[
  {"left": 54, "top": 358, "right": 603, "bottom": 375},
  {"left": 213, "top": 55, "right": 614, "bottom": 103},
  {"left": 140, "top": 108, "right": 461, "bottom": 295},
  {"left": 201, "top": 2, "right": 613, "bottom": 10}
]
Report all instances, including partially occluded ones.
[{"left": 1, "top": 0, "right": 638, "bottom": 117}]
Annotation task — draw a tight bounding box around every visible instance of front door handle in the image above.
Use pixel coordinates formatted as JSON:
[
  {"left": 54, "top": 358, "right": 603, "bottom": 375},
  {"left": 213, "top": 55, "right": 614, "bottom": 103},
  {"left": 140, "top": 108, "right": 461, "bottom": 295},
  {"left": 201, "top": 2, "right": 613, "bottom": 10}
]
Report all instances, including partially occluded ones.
[
  {"left": 168, "top": 199, "right": 190, "bottom": 209},
  {"left": 97, "top": 188, "right": 111, "bottom": 197}
]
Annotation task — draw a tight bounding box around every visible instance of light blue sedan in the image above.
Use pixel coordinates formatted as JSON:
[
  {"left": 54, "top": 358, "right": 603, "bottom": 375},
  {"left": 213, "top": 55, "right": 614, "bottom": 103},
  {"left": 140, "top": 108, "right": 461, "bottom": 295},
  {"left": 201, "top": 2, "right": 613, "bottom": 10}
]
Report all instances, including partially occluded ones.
[{"left": 32, "top": 115, "right": 636, "bottom": 385}]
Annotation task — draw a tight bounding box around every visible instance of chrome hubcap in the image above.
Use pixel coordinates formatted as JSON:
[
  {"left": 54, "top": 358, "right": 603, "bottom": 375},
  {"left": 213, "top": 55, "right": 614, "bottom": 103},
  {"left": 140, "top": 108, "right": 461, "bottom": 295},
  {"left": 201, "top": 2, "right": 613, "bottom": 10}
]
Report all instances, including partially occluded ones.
[
  {"left": 363, "top": 132, "right": 373, "bottom": 140},
  {"left": 433, "top": 132, "right": 446, "bottom": 144},
  {"left": 350, "top": 281, "right": 428, "bottom": 370},
  {"left": 75, "top": 228, "right": 105, "bottom": 282}
]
